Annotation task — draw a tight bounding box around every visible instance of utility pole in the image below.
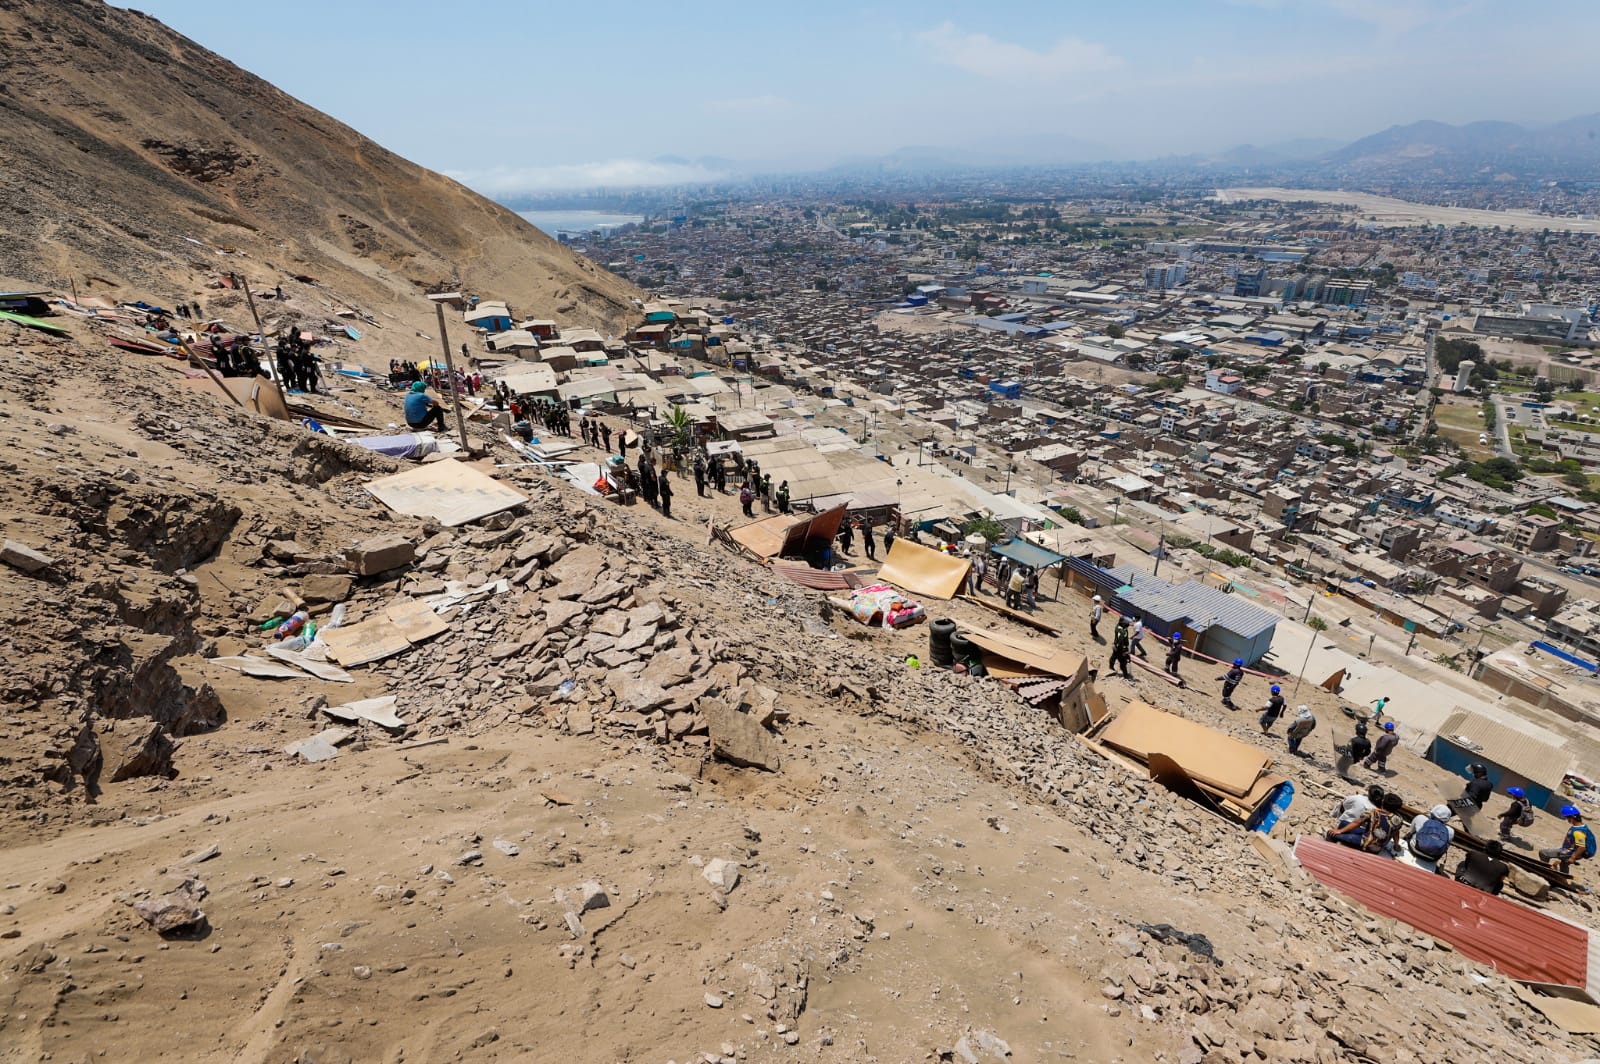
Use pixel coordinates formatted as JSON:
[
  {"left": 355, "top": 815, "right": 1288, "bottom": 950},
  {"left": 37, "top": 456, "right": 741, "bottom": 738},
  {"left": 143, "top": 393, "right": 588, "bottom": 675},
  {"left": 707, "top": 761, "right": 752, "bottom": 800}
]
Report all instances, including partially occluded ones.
[
  {"left": 427, "top": 294, "right": 472, "bottom": 452},
  {"left": 1292, "top": 620, "right": 1318, "bottom": 696},
  {"left": 1153, "top": 528, "right": 1166, "bottom": 577}
]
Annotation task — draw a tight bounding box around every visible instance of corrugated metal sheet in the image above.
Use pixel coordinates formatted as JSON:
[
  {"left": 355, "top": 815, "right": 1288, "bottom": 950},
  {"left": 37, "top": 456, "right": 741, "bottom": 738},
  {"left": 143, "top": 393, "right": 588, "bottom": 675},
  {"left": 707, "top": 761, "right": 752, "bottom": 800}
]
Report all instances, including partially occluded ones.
[
  {"left": 770, "top": 562, "right": 866, "bottom": 592},
  {"left": 1435, "top": 710, "right": 1571, "bottom": 788},
  {"left": 1108, "top": 565, "right": 1279, "bottom": 640},
  {"left": 1294, "top": 836, "right": 1588, "bottom": 988}
]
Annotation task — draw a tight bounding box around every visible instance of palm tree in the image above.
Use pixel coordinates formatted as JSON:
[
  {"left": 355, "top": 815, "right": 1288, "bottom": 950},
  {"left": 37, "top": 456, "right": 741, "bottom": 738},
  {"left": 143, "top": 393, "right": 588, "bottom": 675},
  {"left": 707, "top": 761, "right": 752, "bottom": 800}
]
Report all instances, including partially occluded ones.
[{"left": 667, "top": 404, "right": 693, "bottom": 453}]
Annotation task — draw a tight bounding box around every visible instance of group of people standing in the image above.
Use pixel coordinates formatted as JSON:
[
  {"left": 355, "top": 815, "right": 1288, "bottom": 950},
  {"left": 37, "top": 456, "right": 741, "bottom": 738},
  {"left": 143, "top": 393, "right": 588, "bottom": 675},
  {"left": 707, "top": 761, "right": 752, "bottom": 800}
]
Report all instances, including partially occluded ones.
[{"left": 275, "top": 329, "right": 321, "bottom": 393}]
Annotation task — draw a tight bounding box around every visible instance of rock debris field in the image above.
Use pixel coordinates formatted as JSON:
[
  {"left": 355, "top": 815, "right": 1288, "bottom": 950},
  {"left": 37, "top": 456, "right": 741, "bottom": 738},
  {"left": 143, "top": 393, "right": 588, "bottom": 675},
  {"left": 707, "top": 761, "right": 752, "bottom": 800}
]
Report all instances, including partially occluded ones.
[{"left": 1, "top": 317, "right": 1598, "bottom": 1064}]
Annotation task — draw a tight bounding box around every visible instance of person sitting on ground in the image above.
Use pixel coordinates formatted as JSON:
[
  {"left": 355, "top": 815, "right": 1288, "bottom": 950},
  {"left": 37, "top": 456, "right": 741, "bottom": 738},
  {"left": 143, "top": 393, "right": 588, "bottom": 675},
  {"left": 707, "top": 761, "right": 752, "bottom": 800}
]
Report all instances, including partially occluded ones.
[
  {"left": 1499, "top": 786, "right": 1531, "bottom": 840},
  {"left": 1454, "top": 840, "right": 1510, "bottom": 895},
  {"left": 1328, "top": 791, "right": 1402, "bottom": 854},
  {"left": 1541, "top": 805, "right": 1596, "bottom": 875},
  {"left": 404, "top": 381, "right": 446, "bottom": 433},
  {"left": 1333, "top": 784, "right": 1386, "bottom": 829},
  {"left": 1406, "top": 804, "right": 1455, "bottom": 866}
]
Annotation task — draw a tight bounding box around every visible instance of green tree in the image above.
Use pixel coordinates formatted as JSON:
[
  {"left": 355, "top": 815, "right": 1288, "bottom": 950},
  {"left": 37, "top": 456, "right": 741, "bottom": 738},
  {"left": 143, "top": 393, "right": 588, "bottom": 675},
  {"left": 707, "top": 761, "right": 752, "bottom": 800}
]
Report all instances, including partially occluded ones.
[{"left": 1104, "top": 323, "right": 1126, "bottom": 339}]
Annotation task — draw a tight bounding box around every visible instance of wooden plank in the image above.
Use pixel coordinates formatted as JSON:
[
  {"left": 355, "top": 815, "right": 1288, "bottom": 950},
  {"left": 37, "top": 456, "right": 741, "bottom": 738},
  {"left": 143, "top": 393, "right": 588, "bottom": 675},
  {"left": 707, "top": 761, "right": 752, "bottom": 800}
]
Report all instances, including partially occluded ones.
[{"left": 964, "top": 593, "right": 1060, "bottom": 635}]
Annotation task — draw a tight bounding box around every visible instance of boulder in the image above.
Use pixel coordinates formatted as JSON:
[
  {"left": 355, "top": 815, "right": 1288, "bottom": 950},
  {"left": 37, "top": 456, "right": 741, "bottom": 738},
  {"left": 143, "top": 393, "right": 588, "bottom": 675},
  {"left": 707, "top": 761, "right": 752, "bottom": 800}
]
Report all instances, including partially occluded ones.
[
  {"left": 301, "top": 573, "right": 354, "bottom": 604},
  {"left": 134, "top": 878, "right": 207, "bottom": 934},
  {"left": 343, "top": 534, "right": 415, "bottom": 576},
  {"left": 1, "top": 539, "right": 54, "bottom": 574},
  {"left": 105, "top": 723, "right": 177, "bottom": 782},
  {"left": 702, "top": 858, "right": 741, "bottom": 893},
  {"left": 1507, "top": 866, "right": 1550, "bottom": 900},
  {"left": 702, "top": 697, "right": 780, "bottom": 772}
]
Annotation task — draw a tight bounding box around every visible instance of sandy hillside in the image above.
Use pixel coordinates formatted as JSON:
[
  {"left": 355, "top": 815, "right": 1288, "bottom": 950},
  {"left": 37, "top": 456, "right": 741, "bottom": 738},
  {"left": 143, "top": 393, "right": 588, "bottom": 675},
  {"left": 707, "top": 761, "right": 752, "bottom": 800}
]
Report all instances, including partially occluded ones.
[
  {"left": 0, "top": 0, "right": 639, "bottom": 343},
  {"left": 0, "top": 311, "right": 1594, "bottom": 1064}
]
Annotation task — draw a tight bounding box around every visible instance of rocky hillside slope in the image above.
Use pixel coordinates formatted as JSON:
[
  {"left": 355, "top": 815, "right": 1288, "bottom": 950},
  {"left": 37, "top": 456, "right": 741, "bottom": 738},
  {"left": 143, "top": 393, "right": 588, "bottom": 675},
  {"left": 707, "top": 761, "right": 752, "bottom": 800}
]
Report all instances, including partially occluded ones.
[
  {"left": 0, "top": 0, "right": 637, "bottom": 335},
  {"left": 0, "top": 310, "right": 1595, "bottom": 1063}
]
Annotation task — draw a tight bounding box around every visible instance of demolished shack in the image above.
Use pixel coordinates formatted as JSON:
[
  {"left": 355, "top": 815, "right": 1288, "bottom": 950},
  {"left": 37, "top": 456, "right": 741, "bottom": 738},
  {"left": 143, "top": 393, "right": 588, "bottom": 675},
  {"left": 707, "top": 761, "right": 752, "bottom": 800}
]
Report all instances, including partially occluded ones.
[{"left": 1087, "top": 700, "right": 1293, "bottom": 828}]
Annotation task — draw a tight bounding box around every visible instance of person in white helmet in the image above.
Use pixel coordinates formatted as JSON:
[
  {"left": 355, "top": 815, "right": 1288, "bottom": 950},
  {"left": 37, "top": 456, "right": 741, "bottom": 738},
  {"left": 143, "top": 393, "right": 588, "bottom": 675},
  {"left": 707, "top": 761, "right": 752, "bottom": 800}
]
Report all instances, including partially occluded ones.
[
  {"left": 1089, "top": 595, "right": 1104, "bottom": 641},
  {"left": 1286, "top": 705, "right": 1317, "bottom": 756}
]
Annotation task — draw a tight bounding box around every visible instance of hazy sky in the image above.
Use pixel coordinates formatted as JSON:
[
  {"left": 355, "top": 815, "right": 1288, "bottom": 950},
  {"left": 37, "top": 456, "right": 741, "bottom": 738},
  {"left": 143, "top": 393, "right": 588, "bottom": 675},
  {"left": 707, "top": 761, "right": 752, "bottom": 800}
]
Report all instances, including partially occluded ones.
[{"left": 127, "top": 0, "right": 1599, "bottom": 195}]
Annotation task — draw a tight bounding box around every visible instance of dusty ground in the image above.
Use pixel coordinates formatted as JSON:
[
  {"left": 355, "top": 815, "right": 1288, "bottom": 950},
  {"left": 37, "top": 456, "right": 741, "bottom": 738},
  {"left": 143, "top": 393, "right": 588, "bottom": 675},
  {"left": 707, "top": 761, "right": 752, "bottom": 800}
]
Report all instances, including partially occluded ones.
[{"left": 0, "top": 314, "right": 1597, "bottom": 1064}]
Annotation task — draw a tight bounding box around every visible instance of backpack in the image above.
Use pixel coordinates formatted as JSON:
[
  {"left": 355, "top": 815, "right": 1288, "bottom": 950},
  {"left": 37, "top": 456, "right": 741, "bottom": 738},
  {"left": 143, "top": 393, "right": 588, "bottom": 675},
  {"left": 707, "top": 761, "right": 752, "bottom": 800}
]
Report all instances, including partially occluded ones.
[
  {"left": 1414, "top": 817, "right": 1451, "bottom": 859},
  {"left": 1362, "top": 812, "right": 1393, "bottom": 852},
  {"left": 1576, "top": 825, "right": 1597, "bottom": 859},
  {"left": 1517, "top": 806, "right": 1535, "bottom": 827}
]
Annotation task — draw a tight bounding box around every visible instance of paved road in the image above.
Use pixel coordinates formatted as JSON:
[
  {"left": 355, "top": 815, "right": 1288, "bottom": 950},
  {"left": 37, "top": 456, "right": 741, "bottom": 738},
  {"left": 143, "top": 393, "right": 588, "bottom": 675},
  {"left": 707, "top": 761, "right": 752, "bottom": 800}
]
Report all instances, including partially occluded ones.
[{"left": 1492, "top": 396, "right": 1515, "bottom": 457}]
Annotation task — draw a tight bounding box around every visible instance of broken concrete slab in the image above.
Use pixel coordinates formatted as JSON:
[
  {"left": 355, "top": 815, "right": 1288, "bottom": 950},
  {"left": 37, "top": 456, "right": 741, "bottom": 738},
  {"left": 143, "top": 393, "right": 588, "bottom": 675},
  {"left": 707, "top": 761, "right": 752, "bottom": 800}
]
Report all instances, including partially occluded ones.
[
  {"left": 285, "top": 727, "right": 354, "bottom": 763},
  {"left": 321, "top": 696, "right": 405, "bottom": 730},
  {"left": 262, "top": 645, "right": 354, "bottom": 682}
]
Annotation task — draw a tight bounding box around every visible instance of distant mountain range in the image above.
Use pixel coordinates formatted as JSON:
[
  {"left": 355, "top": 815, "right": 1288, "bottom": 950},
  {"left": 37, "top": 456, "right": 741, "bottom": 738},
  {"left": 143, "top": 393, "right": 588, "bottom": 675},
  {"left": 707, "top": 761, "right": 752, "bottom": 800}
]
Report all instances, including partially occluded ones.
[{"left": 1322, "top": 114, "right": 1600, "bottom": 175}]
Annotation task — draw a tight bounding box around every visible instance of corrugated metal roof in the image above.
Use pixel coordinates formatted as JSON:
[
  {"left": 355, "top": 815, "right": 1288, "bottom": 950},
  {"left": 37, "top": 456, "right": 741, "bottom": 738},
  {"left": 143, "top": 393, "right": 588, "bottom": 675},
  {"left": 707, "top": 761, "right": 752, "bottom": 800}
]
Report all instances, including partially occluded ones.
[
  {"left": 1296, "top": 835, "right": 1588, "bottom": 987},
  {"left": 1108, "top": 566, "right": 1279, "bottom": 639},
  {"left": 1436, "top": 710, "right": 1572, "bottom": 788}
]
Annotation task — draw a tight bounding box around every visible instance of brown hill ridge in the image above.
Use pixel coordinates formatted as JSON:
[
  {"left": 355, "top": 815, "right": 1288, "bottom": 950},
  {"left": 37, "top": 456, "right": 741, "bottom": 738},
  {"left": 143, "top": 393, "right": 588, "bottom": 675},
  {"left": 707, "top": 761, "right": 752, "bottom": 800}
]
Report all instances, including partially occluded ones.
[{"left": 0, "top": 0, "right": 638, "bottom": 336}]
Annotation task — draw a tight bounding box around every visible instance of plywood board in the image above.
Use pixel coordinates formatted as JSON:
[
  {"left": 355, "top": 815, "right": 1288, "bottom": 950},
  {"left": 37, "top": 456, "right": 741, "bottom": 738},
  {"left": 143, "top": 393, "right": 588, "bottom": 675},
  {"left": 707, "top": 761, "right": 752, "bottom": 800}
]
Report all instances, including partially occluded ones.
[
  {"left": 875, "top": 538, "right": 971, "bottom": 600},
  {"left": 318, "top": 617, "right": 411, "bottom": 666},
  {"left": 1098, "top": 700, "right": 1273, "bottom": 799},
  {"left": 364, "top": 458, "right": 529, "bottom": 527}
]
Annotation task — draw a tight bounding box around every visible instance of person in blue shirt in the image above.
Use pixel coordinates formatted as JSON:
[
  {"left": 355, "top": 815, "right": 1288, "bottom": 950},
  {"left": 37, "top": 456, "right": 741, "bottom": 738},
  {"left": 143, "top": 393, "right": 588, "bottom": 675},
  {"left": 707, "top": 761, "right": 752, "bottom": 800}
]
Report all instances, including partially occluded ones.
[
  {"left": 404, "top": 381, "right": 445, "bottom": 432},
  {"left": 1542, "top": 805, "right": 1597, "bottom": 875}
]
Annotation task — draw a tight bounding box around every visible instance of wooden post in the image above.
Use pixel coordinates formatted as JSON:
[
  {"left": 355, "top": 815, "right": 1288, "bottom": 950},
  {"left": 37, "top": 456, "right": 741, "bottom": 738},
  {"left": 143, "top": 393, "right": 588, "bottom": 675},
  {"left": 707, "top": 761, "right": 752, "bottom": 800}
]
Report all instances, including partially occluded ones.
[
  {"left": 69, "top": 276, "right": 79, "bottom": 304},
  {"left": 432, "top": 299, "right": 472, "bottom": 452},
  {"left": 241, "top": 277, "right": 264, "bottom": 337}
]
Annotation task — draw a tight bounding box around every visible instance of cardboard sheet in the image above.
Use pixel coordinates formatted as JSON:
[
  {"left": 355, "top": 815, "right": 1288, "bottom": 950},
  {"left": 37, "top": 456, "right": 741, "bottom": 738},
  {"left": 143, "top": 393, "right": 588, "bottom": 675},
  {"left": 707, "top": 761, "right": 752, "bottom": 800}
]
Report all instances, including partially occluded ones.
[
  {"left": 875, "top": 538, "right": 971, "bottom": 600},
  {"left": 385, "top": 596, "right": 449, "bottom": 642},
  {"left": 728, "top": 514, "right": 801, "bottom": 560},
  {"left": 318, "top": 617, "right": 412, "bottom": 666},
  {"left": 963, "top": 627, "right": 1086, "bottom": 682},
  {"left": 364, "top": 458, "right": 529, "bottom": 527},
  {"left": 1513, "top": 985, "right": 1600, "bottom": 1032},
  {"left": 1098, "top": 700, "right": 1273, "bottom": 799}
]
